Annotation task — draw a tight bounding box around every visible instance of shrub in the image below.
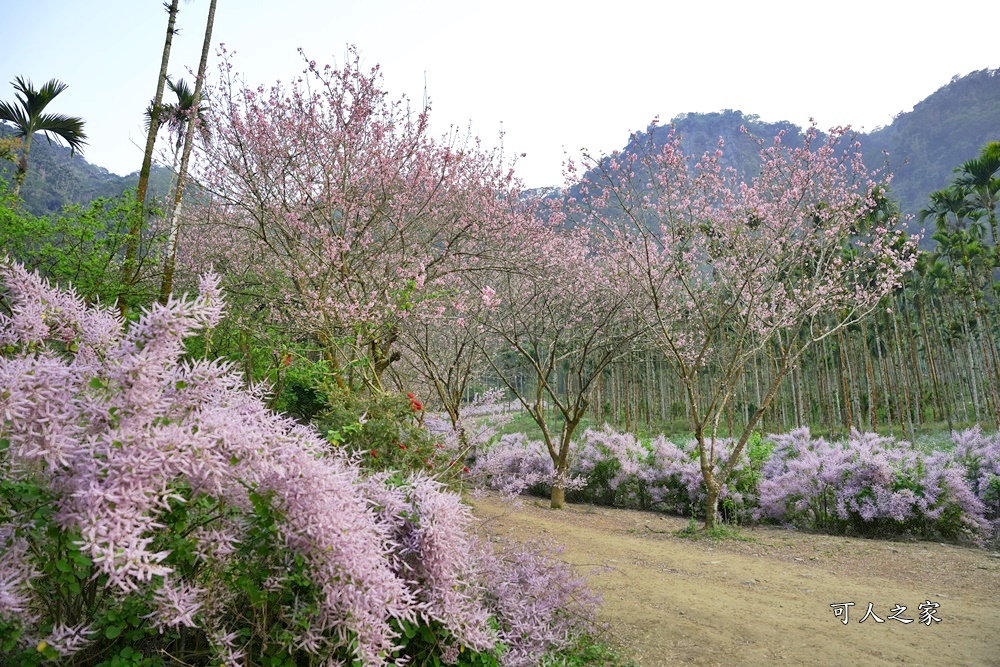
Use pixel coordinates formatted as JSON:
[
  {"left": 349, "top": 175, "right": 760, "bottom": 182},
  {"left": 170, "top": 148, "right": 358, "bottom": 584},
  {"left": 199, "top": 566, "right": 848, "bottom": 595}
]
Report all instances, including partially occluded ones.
[
  {"left": 0, "top": 260, "right": 604, "bottom": 665},
  {"left": 950, "top": 426, "right": 1000, "bottom": 542},
  {"left": 758, "top": 428, "right": 989, "bottom": 540},
  {"left": 474, "top": 421, "right": 995, "bottom": 543},
  {"left": 314, "top": 387, "right": 457, "bottom": 476},
  {"left": 475, "top": 539, "right": 598, "bottom": 667},
  {"left": 471, "top": 433, "right": 582, "bottom": 498},
  {"left": 0, "top": 261, "right": 527, "bottom": 665}
]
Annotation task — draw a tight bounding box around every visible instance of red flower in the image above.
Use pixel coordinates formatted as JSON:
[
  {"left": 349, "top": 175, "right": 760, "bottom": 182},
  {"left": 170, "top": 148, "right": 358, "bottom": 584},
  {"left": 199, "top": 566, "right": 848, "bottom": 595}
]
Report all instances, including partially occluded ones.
[
  {"left": 370, "top": 449, "right": 378, "bottom": 458},
  {"left": 406, "top": 392, "right": 415, "bottom": 399},
  {"left": 399, "top": 443, "right": 407, "bottom": 450},
  {"left": 463, "top": 466, "right": 470, "bottom": 473}
]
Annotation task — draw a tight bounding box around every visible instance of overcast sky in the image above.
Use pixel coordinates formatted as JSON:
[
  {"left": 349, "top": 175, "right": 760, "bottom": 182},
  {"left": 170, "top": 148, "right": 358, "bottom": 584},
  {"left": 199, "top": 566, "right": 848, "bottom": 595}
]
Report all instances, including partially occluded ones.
[{"left": 1, "top": 0, "right": 997, "bottom": 188}]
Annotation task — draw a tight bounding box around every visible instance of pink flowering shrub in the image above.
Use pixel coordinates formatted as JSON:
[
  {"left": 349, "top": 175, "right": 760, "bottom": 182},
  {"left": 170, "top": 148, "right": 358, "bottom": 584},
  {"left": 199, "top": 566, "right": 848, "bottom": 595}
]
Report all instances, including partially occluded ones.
[
  {"left": 471, "top": 433, "right": 586, "bottom": 498},
  {"left": 473, "top": 422, "right": 995, "bottom": 543},
  {"left": 940, "top": 426, "right": 1000, "bottom": 542},
  {"left": 569, "top": 427, "right": 769, "bottom": 520},
  {"left": 758, "top": 428, "right": 989, "bottom": 540},
  {"left": 0, "top": 261, "right": 599, "bottom": 666},
  {"left": 474, "top": 426, "right": 762, "bottom": 519},
  {"left": 473, "top": 538, "right": 599, "bottom": 667},
  {"left": 571, "top": 427, "right": 690, "bottom": 510}
]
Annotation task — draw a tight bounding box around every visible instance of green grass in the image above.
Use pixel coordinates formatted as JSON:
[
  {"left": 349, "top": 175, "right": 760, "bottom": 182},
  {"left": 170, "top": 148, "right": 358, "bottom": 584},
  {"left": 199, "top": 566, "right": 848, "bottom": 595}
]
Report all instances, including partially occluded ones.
[
  {"left": 673, "top": 517, "right": 759, "bottom": 543},
  {"left": 496, "top": 411, "right": 598, "bottom": 442},
  {"left": 542, "top": 633, "right": 640, "bottom": 667}
]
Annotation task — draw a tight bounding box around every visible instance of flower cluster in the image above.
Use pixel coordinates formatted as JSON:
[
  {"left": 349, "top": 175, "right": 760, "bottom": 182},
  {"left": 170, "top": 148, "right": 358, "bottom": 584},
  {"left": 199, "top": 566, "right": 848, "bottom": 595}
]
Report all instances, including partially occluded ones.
[
  {"left": 758, "top": 428, "right": 989, "bottom": 540},
  {"left": 471, "top": 433, "right": 585, "bottom": 498},
  {"left": 0, "top": 261, "right": 599, "bottom": 666},
  {"left": 471, "top": 422, "right": 996, "bottom": 543},
  {"left": 473, "top": 538, "right": 599, "bottom": 667}
]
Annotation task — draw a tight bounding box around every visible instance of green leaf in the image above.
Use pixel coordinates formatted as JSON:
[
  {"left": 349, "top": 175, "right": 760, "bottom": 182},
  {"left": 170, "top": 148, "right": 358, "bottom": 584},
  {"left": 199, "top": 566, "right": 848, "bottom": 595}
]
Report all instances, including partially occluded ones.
[
  {"left": 55, "top": 559, "right": 72, "bottom": 573},
  {"left": 89, "top": 377, "right": 106, "bottom": 389},
  {"left": 105, "top": 625, "right": 122, "bottom": 639}
]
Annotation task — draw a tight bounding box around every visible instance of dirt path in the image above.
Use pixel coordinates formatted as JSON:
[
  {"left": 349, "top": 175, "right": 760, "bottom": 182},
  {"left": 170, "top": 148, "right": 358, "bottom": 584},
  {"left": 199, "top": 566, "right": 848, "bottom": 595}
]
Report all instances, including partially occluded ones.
[{"left": 470, "top": 494, "right": 1000, "bottom": 667}]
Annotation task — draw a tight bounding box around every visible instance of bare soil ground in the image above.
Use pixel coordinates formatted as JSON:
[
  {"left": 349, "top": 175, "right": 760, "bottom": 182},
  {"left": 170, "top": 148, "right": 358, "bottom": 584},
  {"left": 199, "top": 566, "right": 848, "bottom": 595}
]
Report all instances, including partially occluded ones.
[{"left": 470, "top": 493, "right": 1000, "bottom": 667}]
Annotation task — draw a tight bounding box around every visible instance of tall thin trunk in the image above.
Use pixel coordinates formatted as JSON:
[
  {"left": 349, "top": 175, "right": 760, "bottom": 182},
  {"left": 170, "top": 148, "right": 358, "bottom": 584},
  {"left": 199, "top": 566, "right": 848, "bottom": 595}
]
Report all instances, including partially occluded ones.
[
  {"left": 837, "top": 329, "right": 853, "bottom": 431},
  {"left": 122, "top": 0, "right": 180, "bottom": 305},
  {"left": 159, "top": 0, "right": 217, "bottom": 304},
  {"left": 891, "top": 306, "right": 915, "bottom": 437},
  {"left": 959, "top": 301, "right": 982, "bottom": 424},
  {"left": 12, "top": 133, "right": 32, "bottom": 198},
  {"left": 873, "top": 317, "right": 893, "bottom": 435}
]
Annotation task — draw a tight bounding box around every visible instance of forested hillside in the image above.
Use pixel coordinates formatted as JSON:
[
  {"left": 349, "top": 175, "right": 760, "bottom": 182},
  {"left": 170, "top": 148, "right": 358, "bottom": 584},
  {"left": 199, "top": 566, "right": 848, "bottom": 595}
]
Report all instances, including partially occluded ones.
[{"left": 0, "top": 125, "right": 171, "bottom": 216}]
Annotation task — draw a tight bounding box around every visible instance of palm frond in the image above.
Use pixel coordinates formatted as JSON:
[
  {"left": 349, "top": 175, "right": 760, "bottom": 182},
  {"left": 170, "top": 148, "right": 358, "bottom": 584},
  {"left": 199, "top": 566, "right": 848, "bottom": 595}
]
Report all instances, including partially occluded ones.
[
  {"left": 33, "top": 113, "right": 88, "bottom": 153},
  {"left": 12, "top": 77, "right": 69, "bottom": 114},
  {"left": 0, "top": 100, "right": 29, "bottom": 133}
]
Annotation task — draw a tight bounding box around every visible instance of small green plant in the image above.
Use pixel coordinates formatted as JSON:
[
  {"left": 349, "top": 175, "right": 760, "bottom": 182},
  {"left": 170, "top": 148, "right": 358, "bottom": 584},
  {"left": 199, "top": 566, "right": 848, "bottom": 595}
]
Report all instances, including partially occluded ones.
[
  {"left": 392, "top": 619, "right": 503, "bottom": 667},
  {"left": 674, "top": 516, "right": 752, "bottom": 542},
  {"left": 541, "top": 632, "right": 639, "bottom": 667}
]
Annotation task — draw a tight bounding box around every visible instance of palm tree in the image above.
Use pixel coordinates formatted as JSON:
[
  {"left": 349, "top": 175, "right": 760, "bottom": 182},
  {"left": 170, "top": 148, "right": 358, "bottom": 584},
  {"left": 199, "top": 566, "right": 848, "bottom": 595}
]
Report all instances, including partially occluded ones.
[
  {"left": 918, "top": 184, "right": 973, "bottom": 233},
  {"left": 146, "top": 77, "right": 211, "bottom": 157},
  {"left": 135, "top": 0, "right": 181, "bottom": 212},
  {"left": 0, "top": 77, "right": 87, "bottom": 198},
  {"left": 955, "top": 141, "right": 1000, "bottom": 250}
]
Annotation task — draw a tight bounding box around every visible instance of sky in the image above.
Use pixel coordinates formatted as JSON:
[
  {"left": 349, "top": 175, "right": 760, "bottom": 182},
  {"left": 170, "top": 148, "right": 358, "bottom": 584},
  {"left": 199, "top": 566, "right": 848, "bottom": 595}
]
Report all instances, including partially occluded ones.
[{"left": 1, "top": 0, "right": 997, "bottom": 188}]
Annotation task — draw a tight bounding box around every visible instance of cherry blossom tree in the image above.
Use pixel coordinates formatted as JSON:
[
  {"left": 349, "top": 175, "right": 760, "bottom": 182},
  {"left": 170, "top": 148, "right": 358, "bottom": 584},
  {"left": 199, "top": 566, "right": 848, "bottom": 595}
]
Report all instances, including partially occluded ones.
[
  {"left": 200, "top": 47, "right": 518, "bottom": 392},
  {"left": 576, "top": 123, "right": 918, "bottom": 528},
  {"left": 464, "top": 207, "right": 641, "bottom": 508},
  {"left": 395, "top": 285, "right": 486, "bottom": 429}
]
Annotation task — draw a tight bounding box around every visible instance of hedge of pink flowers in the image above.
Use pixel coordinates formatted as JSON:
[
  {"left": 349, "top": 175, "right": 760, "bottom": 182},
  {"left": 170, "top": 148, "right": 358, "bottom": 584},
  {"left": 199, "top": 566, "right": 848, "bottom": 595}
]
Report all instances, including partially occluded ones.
[
  {"left": 473, "top": 424, "right": 999, "bottom": 544},
  {"left": 0, "top": 261, "right": 596, "bottom": 666}
]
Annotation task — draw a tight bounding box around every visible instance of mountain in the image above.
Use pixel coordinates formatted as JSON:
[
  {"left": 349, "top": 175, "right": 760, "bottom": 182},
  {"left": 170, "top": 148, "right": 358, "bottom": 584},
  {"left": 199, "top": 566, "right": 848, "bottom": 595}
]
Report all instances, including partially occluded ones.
[
  {"left": 863, "top": 68, "right": 1000, "bottom": 218},
  {"left": 570, "top": 68, "right": 1000, "bottom": 236},
  {"left": 0, "top": 126, "right": 172, "bottom": 216}
]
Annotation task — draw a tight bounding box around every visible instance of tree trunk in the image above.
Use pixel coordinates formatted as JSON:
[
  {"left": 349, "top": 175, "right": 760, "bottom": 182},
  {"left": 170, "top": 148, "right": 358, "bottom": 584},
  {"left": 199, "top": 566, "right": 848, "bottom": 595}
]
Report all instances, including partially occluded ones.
[
  {"left": 550, "top": 484, "right": 566, "bottom": 510},
  {"left": 123, "top": 0, "right": 180, "bottom": 302},
  {"left": 12, "top": 133, "right": 32, "bottom": 198},
  {"left": 159, "top": 0, "right": 217, "bottom": 304},
  {"left": 703, "top": 480, "right": 721, "bottom": 530}
]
